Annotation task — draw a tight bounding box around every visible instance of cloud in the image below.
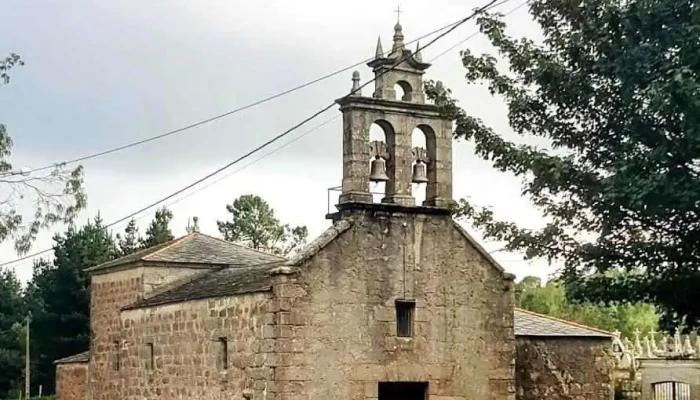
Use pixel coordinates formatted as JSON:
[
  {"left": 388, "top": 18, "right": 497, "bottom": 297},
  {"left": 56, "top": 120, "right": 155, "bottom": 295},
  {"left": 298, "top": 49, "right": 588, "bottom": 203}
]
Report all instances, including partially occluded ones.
[{"left": 0, "top": 0, "right": 554, "bottom": 283}]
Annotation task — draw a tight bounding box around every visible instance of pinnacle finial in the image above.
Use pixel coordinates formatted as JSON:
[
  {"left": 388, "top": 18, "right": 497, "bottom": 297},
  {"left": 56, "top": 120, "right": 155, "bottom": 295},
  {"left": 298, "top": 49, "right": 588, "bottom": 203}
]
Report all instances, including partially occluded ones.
[
  {"left": 414, "top": 41, "right": 423, "bottom": 62},
  {"left": 350, "top": 71, "right": 361, "bottom": 96},
  {"left": 375, "top": 36, "right": 384, "bottom": 58}
]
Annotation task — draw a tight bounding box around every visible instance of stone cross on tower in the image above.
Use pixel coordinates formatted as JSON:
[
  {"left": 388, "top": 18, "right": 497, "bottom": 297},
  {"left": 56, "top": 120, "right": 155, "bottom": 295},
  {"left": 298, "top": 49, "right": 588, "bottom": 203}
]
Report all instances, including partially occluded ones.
[
  {"left": 334, "top": 21, "right": 453, "bottom": 208},
  {"left": 394, "top": 5, "right": 402, "bottom": 23}
]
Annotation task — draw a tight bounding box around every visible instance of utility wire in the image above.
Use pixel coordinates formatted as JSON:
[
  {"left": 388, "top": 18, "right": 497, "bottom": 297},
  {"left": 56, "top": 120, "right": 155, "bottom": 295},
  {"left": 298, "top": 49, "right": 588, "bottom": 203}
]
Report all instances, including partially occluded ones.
[
  {"left": 0, "top": 8, "right": 499, "bottom": 178},
  {"left": 428, "top": 0, "right": 531, "bottom": 63},
  {"left": 0, "top": 0, "right": 507, "bottom": 267},
  {"left": 145, "top": 0, "right": 529, "bottom": 219},
  {"left": 0, "top": 114, "right": 341, "bottom": 271},
  {"left": 137, "top": 113, "right": 341, "bottom": 222}
]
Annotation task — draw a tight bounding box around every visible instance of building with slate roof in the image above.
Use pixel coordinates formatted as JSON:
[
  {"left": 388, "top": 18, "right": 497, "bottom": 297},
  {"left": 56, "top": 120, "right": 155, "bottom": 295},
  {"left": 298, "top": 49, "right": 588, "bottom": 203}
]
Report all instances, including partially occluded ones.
[{"left": 54, "top": 20, "right": 614, "bottom": 400}]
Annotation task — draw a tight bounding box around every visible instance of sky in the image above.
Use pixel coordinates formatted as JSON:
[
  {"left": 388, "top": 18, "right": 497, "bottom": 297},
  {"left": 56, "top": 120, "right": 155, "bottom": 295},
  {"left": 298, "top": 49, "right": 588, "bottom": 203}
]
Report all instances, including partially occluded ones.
[{"left": 0, "top": 0, "right": 558, "bottom": 283}]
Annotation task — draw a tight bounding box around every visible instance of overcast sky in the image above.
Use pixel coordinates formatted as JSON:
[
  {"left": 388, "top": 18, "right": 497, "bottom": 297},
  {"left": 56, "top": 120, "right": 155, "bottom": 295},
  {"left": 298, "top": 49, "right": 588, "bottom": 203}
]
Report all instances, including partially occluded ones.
[{"left": 0, "top": 0, "right": 557, "bottom": 283}]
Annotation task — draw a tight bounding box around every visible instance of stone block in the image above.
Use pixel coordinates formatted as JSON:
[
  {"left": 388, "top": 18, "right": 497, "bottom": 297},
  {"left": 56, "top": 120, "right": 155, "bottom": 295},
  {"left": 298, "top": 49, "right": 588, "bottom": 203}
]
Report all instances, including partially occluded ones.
[
  {"left": 276, "top": 380, "right": 305, "bottom": 393},
  {"left": 275, "top": 325, "right": 295, "bottom": 338},
  {"left": 275, "top": 367, "right": 306, "bottom": 381},
  {"left": 275, "top": 339, "right": 305, "bottom": 353},
  {"left": 364, "top": 381, "right": 378, "bottom": 398},
  {"left": 275, "top": 285, "right": 304, "bottom": 301},
  {"left": 276, "top": 311, "right": 307, "bottom": 326},
  {"left": 353, "top": 364, "right": 386, "bottom": 381}
]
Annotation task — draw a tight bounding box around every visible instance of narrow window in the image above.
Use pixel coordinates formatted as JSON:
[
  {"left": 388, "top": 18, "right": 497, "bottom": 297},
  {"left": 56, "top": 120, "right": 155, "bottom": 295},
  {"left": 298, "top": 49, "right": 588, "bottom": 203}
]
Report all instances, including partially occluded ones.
[
  {"left": 217, "top": 337, "right": 228, "bottom": 370},
  {"left": 113, "top": 341, "right": 120, "bottom": 371},
  {"left": 146, "top": 343, "right": 154, "bottom": 370},
  {"left": 395, "top": 299, "right": 416, "bottom": 337}
]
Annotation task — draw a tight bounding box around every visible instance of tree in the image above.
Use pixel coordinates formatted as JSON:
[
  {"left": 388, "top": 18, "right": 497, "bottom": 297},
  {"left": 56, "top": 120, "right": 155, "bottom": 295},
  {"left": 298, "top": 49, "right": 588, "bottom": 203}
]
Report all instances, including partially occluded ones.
[
  {"left": 0, "top": 268, "right": 25, "bottom": 398},
  {"left": 515, "top": 276, "right": 659, "bottom": 338},
  {"left": 25, "top": 215, "right": 117, "bottom": 394},
  {"left": 426, "top": 0, "right": 700, "bottom": 329},
  {"left": 0, "top": 53, "right": 87, "bottom": 254},
  {"left": 217, "top": 194, "right": 307, "bottom": 256},
  {"left": 140, "top": 207, "right": 174, "bottom": 248},
  {"left": 116, "top": 218, "right": 141, "bottom": 256}
]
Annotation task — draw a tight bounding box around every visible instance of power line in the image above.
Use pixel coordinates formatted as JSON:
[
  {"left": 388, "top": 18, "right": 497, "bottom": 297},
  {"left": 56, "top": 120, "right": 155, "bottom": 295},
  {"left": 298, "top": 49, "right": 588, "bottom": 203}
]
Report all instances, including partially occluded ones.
[
  {"left": 0, "top": 0, "right": 508, "bottom": 268},
  {"left": 428, "top": 0, "right": 530, "bottom": 63},
  {"left": 0, "top": 10, "right": 493, "bottom": 178},
  {"left": 137, "top": 0, "right": 526, "bottom": 220},
  {"left": 152, "top": 0, "right": 527, "bottom": 222},
  {"left": 137, "top": 114, "right": 341, "bottom": 222}
]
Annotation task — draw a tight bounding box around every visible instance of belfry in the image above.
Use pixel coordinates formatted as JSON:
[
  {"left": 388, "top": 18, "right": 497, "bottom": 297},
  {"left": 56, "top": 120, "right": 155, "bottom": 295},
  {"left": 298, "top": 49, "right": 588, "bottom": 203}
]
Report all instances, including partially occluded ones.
[{"left": 336, "top": 21, "right": 453, "bottom": 208}]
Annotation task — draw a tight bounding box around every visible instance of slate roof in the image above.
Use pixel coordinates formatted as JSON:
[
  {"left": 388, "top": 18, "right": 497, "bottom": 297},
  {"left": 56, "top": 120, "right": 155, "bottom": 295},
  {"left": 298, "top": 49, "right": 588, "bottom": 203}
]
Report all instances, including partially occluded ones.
[
  {"left": 54, "top": 350, "right": 90, "bottom": 364},
  {"left": 124, "top": 221, "right": 352, "bottom": 310},
  {"left": 126, "top": 263, "right": 283, "bottom": 309},
  {"left": 514, "top": 308, "right": 612, "bottom": 338},
  {"left": 88, "top": 232, "right": 284, "bottom": 272}
]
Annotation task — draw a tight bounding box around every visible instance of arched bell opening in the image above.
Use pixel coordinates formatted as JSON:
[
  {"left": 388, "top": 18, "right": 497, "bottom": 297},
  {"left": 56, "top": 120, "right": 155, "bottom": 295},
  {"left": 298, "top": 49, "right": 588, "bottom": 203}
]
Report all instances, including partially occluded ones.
[
  {"left": 411, "top": 127, "right": 429, "bottom": 205},
  {"left": 369, "top": 120, "right": 394, "bottom": 203},
  {"left": 394, "top": 80, "right": 413, "bottom": 101}
]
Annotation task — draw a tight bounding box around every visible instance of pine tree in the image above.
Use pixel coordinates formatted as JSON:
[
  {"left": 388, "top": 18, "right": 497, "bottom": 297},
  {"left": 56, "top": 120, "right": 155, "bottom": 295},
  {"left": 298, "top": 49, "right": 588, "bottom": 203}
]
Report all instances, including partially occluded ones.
[
  {"left": 116, "top": 218, "right": 141, "bottom": 256},
  {"left": 25, "top": 214, "right": 117, "bottom": 394},
  {"left": 0, "top": 268, "right": 25, "bottom": 398},
  {"left": 140, "top": 207, "right": 174, "bottom": 248},
  {"left": 217, "top": 194, "right": 307, "bottom": 255}
]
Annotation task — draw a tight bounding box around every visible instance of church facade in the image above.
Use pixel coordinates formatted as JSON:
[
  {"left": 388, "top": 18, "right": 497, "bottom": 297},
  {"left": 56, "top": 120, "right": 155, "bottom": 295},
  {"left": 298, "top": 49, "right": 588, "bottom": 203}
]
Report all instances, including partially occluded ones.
[{"left": 55, "top": 22, "right": 614, "bottom": 400}]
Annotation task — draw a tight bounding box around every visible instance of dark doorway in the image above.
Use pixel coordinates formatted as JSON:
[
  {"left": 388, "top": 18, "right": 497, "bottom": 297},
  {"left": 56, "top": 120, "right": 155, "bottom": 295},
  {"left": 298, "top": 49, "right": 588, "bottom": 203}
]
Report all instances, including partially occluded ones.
[{"left": 378, "top": 382, "right": 428, "bottom": 400}]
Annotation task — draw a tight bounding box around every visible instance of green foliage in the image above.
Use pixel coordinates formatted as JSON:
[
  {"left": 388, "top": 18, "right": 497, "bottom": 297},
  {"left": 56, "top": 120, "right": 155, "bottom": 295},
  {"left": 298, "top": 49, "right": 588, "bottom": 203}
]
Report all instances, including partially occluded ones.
[
  {"left": 425, "top": 0, "right": 700, "bottom": 329},
  {"left": 515, "top": 276, "right": 659, "bottom": 338},
  {"left": 140, "top": 207, "right": 174, "bottom": 249},
  {"left": 116, "top": 219, "right": 140, "bottom": 256},
  {"left": 117, "top": 209, "right": 176, "bottom": 256},
  {"left": 25, "top": 215, "right": 117, "bottom": 395},
  {"left": 217, "top": 194, "right": 308, "bottom": 256},
  {"left": 0, "top": 269, "right": 25, "bottom": 398},
  {"left": 0, "top": 53, "right": 86, "bottom": 254}
]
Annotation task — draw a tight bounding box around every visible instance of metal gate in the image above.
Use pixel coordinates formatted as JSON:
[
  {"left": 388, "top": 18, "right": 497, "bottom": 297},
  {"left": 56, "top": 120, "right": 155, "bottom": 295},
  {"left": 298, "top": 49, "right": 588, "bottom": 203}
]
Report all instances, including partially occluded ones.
[{"left": 653, "top": 381, "right": 691, "bottom": 400}]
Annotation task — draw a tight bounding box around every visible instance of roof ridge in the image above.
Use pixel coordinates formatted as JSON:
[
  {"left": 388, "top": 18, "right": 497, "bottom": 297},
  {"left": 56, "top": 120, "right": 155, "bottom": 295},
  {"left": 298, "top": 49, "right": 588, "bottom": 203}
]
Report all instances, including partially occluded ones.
[
  {"left": 142, "top": 232, "right": 197, "bottom": 261},
  {"left": 54, "top": 350, "right": 90, "bottom": 364},
  {"left": 123, "top": 267, "right": 221, "bottom": 310},
  {"left": 514, "top": 307, "right": 613, "bottom": 336},
  {"left": 196, "top": 232, "right": 287, "bottom": 260}
]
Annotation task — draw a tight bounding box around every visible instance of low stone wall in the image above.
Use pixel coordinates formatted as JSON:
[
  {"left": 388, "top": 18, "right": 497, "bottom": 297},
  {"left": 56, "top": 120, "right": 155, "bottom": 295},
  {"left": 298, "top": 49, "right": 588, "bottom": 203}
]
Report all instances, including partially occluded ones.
[
  {"left": 55, "top": 362, "right": 88, "bottom": 400},
  {"left": 516, "top": 336, "right": 613, "bottom": 400}
]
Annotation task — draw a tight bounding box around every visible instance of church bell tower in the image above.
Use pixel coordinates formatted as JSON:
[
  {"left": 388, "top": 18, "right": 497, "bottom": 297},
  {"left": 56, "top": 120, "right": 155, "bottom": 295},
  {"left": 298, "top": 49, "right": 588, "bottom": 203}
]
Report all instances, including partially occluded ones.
[{"left": 335, "top": 21, "right": 453, "bottom": 208}]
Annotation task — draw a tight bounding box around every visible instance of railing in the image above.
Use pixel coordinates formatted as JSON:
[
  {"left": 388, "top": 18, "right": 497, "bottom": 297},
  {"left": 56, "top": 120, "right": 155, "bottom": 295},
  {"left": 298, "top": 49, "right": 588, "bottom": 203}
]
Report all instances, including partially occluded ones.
[{"left": 653, "top": 381, "right": 690, "bottom": 400}]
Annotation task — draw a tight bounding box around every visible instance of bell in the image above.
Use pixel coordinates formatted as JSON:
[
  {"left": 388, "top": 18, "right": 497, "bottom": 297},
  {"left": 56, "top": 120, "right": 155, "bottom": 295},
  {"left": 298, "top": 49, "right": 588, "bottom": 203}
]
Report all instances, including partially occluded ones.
[
  {"left": 369, "top": 157, "right": 389, "bottom": 182},
  {"left": 412, "top": 162, "right": 428, "bottom": 184}
]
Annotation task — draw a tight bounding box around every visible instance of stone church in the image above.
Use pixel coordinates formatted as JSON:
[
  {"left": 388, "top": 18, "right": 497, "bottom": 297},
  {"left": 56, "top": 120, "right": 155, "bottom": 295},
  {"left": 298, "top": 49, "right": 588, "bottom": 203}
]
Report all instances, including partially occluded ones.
[{"left": 55, "top": 22, "right": 614, "bottom": 400}]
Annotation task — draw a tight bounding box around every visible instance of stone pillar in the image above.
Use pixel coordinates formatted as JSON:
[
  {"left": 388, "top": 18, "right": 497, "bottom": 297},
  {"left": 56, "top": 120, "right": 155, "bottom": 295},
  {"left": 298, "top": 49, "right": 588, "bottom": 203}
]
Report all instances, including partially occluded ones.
[
  {"left": 384, "top": 116, "right": 415, "bottom": 206},
  {"left": 339, "top": 110, "right": 373, "bottom": 204},
  {"left": 373, "top": 73, "right": 396, "bottom": 100},
  {"left": 424, "top": 118, "right": 453, "bottom": 207}
]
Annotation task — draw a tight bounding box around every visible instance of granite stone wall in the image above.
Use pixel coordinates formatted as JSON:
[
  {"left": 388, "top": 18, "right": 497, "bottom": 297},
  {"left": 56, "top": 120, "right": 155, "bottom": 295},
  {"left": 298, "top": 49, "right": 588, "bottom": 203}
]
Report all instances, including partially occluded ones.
[
  {"left": 268, "top": 210, "right": 516, "bottom": 400},
  {"left": 515, "top": 336, "right": 613, "bottom": 400},
  {"left": 56, "top": 362, "right": 89, "bottom": 400},
  {"left": 118, "top": 292, "right": 273, "bottom": 400},
  {"left": 89, "top": 268, "right": 144, "bottom": 400}
]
